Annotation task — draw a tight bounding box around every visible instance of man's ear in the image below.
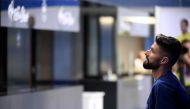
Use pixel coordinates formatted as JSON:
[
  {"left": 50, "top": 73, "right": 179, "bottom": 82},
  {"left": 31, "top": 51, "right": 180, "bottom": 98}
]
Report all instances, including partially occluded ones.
[{"left": 161, "top": 57, "right": 169, "bottom": 65}]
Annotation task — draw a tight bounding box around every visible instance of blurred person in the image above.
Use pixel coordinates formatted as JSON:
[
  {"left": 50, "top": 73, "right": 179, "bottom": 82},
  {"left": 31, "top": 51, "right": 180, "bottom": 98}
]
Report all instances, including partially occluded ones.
[
  {"left": 178, "top": 18, "right": 190, "bottom": 42},
  {"left": 143, "top": 34, "right": 189, "bottom": 109},
  {"left": 134, "top": 51, "right": 151, "bottom": 74},
  {"left": 181, "top": 40, "right": 190, "bottom": 65},
  {"left": 177, "top": 39, "right": 190, "bottom": 86}
]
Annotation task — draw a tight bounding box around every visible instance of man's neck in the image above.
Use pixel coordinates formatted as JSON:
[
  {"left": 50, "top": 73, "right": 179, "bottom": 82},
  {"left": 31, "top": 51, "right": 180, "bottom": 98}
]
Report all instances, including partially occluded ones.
[{"left": 152, "top": 68, "right": 169, "bottom": 80}]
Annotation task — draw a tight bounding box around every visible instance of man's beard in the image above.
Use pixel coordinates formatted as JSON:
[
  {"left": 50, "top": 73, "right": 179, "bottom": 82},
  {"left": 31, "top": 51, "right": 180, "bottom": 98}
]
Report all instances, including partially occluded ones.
[{"left": 143, "top": 58, "right": 159, "bottom": 70}]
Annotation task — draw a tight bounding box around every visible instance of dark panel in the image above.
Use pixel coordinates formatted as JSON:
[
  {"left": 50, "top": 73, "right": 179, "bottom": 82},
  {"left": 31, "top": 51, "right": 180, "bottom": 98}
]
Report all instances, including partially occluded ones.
[
  {"left": 0, "top": 27, "right": 7, "bottom": 95},
  {"left": 30, "top": 29, "right": 37, "bottom": 88},
  {"left": 36, "top": 30, "right": 53, "bottom": 81}
]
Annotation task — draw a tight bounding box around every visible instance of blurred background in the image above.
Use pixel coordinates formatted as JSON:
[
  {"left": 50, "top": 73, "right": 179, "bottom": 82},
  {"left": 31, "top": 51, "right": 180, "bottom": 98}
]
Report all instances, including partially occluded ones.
[{"left": 1, "top": 0, "right": 190, "bottom": 109}]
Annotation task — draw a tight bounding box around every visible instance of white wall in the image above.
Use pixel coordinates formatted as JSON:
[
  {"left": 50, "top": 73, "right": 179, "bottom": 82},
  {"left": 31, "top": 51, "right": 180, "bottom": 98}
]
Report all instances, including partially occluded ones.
[{"left": 155, "top": 7, "right": 190, "bottom": 37}]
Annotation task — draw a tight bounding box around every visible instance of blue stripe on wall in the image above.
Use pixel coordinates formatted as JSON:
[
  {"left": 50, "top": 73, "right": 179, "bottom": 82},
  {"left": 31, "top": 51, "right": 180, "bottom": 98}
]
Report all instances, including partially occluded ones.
[{"left": 86, "top": 0, "right": 190, "bottom": 7}]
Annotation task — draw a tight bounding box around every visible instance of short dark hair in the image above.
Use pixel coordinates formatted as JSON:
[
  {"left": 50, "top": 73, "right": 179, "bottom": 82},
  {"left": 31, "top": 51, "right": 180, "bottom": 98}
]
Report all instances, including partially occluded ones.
[
  {"left": 155, "top": 34, "right": 182, "bottom": 66},
  {"left": 181, "top": 18, "right": 189, "bottom": 26}
]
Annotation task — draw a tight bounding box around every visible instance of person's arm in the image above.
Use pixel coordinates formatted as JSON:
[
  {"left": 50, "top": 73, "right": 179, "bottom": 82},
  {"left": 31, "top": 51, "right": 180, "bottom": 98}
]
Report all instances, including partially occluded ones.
[{"left": 154, "top": 83, "right": 176, "bottom": 109}]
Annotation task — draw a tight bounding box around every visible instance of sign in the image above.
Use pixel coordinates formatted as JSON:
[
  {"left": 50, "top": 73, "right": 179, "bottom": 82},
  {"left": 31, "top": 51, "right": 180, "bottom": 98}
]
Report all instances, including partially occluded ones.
[{"left": 1, "top": 0, "right": 80, "bottom": 32}]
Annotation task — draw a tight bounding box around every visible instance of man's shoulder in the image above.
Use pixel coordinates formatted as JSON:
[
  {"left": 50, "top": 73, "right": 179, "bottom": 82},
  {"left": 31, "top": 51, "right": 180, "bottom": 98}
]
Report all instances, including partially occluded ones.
[
  {"left": 153, "top": 80, "right": 169, "bottom": 91},
  {"left": 154, "top": 79, "right": 169, "bottom": 87},
  {"left": 153, "top": 76, "right": 177, "bottom": 91}
]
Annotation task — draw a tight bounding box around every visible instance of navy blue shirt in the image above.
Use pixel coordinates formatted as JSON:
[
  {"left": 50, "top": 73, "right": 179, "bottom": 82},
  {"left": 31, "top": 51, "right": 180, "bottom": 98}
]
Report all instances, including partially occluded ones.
[{"left": 146, "top": 71, "right": 189, "bottom": 109}]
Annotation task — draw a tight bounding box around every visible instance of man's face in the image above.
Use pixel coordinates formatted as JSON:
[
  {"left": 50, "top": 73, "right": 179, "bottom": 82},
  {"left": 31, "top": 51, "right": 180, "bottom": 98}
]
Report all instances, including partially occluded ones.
[
  {"left": 181, "top": 21, "right": 188, "bottom": 33},
  {"left": 143, "top": 42, "right": 162, "bottom": 70}
]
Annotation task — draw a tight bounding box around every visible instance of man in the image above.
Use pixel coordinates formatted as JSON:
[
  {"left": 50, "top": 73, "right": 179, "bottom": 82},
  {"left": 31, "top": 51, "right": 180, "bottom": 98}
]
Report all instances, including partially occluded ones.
[
  {"left": 178, "top": 39, "right": 190, "bottom": 86},
  {"left": 178, "top": 19, "right": 190, "bottom": 42},
  {"left": 143, "top": 34, "right": 189, "bottom": 109},
  {"left": 181, "top": 40, "right": 190, "bottom": 69}
]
